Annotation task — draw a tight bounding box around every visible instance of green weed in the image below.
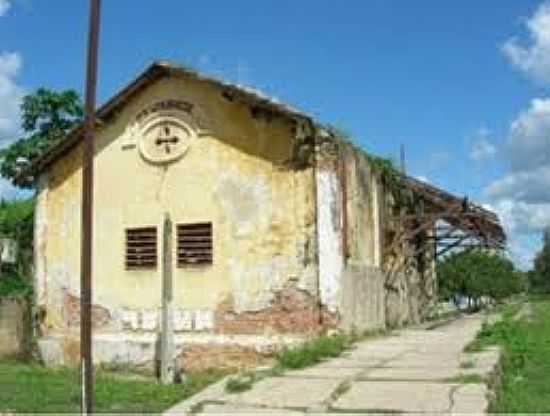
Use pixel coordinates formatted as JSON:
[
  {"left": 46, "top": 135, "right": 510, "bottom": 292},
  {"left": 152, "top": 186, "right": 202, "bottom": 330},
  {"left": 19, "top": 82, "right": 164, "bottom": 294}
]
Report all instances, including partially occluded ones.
[
  {"left": 277, "top": 334, "right": 351, "bottom": 370},
  {"left": 225, "top": 372, "right": 256, "bottom": 393}
]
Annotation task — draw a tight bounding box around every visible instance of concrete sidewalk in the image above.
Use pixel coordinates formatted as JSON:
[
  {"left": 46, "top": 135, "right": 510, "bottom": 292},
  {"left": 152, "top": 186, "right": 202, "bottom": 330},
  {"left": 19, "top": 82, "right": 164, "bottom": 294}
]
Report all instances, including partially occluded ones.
[{"left": 166, "top": 315, "right": 500, "bottom": 414}]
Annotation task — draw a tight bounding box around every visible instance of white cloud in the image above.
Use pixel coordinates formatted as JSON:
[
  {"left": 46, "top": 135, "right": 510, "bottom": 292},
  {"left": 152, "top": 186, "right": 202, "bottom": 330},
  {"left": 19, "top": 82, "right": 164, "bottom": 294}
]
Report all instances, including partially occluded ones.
[
  {"left": 505, "top": 98, "right": 550, "bottom": 171},
  {"left": 482, "top": 2, "right": 550, "bottom": 268},
  {"left": 489, "top": 198, "right": 550, "bottom": 236},
  {"left": 507, "top": 233, "right": 539, "bottom": 271},
  {"left": 483, "top": 97, "right": 550, "bottom": 268},
  {"left": 502, "top": 1, "right": 550, "bottom": 85},
  {"left": 0, "top": 51, "right": 23, "bottom": 145},
  {"left": 486, "top": 165, "right": 550, "bottom": 204},
  {"left": 0, "top": 51, "right": 23, "bottom": 199},
  {"left": 0, "top": 0, "right": 10, "bottom": 16},
  {"left": 469, "top": 127, "right": 497, "bottom": 162},
  {"left": 485, "top": 199, "right": 547, "bottom": 270}
]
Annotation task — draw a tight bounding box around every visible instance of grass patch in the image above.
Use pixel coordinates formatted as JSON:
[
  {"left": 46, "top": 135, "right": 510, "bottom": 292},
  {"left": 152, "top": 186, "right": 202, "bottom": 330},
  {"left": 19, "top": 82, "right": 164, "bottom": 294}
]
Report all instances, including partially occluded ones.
[
  {"left": 465, "top": 303, "right": 522, "bottom": 353},
  {"left": 277, "top": 333, "right": 352, "bottom": 370},
  {"left": 465, "top": 297, "right": 550, "bottom": 413},
  {"left": 0, "top": 360, "right": 227, "bottom": 413}
]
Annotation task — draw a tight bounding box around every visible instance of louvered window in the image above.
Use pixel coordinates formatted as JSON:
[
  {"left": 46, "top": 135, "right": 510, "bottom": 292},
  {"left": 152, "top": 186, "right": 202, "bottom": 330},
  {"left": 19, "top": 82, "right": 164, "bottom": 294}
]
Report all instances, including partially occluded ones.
[
  {"left": 125, "top": 227, "right": 157, "bottom": 270},
  {"left": 177, "top": 222, "right": 213, "bottom": 266}
]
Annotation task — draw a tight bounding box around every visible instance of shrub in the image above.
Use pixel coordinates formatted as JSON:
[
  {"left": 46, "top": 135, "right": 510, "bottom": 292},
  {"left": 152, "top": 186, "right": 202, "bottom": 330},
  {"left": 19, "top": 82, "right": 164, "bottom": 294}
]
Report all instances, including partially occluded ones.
[{"left": 0, "top": 274, "right": 32, "bottom": 299}]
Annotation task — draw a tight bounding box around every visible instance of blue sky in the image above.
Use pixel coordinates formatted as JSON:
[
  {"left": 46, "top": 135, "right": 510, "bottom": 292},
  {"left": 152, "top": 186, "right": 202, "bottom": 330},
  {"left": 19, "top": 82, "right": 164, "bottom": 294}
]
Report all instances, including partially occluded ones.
[{"left": 1, "top": 0, "right": 550, "bottom": 268}]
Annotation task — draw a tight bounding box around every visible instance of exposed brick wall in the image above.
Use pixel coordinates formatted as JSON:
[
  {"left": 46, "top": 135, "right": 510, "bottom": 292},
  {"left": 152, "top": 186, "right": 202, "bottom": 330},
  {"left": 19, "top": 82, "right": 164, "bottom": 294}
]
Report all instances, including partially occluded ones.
[
  {"left": 215, "top": 286, "right": 339, "bottom": 336},
  {"left": 63, "top": 292, "right": 111, "bottom": 329},
  {"left": 177, "top": 344, "right": 273, "bottom": 372}
]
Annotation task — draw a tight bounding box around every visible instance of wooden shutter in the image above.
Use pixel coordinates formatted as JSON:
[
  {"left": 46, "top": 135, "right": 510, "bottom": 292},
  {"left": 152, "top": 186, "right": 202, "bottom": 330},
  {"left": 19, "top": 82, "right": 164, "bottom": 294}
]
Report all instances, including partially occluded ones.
[
  {"left": 125, "top": 226, "right": 157, "bottom": 270},
  {"left": 177, "top": 222, "right": 213, "bottom": 266}
]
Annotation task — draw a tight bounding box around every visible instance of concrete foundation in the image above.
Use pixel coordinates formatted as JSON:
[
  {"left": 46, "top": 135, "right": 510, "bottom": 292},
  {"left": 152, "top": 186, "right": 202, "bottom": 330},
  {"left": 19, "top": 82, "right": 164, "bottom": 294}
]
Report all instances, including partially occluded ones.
[{"left": 0, "top": 298, "right": 29, "bottom": 359}]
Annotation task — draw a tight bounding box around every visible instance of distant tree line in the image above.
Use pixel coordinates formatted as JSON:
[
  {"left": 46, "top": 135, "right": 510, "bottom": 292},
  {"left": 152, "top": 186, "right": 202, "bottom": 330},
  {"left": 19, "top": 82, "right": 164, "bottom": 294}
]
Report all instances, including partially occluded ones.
[{"left": 437, "top": 249, "right": 526, "bottom": 310}]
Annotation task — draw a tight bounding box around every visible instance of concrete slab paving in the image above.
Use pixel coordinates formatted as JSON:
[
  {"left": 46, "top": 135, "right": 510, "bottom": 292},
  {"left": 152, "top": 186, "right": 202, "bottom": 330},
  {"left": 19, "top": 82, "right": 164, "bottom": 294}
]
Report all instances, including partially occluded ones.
[
  {"left": 199, "top": 404, "right": 304, "bottom": 414},
  {"left": 221, "top": 377, "right": 342, "bottom": 410},
  {"left": 465, "top": 347, "right": 501, "bottom": 370},
  {"left": 310, "top": 357, "right": 384, "bottom": 369},
  {"left": 283, "top": 365, "right": 364, "bottom": 379},
  {"left": 344, "top": 348, "right": 410, "bottom": 361},
  {"left": 388, "top": 354, "right": 462, "bottom": 369},
  {"left": 451, "top": 383, "right": 489, "bottom": 414},
  {"left": 165, "top": 375, "right": 231, "bottom": 416},
  {"left": 332, "top": 381, "right": 459, "bottom": 413},
  {"left": 361, "top": 365, "right": 466, "bottom": 381},
  {"left": 166, "top": 313, "right": 500, "bottom": 415}
]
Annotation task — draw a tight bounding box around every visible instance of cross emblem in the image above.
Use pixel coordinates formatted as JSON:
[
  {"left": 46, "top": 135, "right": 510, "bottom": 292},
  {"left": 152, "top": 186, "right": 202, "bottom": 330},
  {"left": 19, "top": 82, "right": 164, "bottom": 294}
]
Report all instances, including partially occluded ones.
[{"left": 155, "top": 125, "right": 180, "bottom": 154}]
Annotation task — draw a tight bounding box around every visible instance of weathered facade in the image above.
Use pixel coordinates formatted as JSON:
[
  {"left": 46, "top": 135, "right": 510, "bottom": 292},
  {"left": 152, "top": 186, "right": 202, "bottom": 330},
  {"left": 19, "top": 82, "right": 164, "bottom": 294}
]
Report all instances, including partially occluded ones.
[{"left": 31, "top": 62, "right": 501, "bottom": 371}]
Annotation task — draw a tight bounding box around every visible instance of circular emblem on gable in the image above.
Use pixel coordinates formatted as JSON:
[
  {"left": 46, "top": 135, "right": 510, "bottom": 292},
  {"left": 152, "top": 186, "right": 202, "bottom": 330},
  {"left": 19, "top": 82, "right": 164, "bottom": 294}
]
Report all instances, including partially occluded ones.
[{"left": 138, "top": 116, "right": 196, "bottom": 164}]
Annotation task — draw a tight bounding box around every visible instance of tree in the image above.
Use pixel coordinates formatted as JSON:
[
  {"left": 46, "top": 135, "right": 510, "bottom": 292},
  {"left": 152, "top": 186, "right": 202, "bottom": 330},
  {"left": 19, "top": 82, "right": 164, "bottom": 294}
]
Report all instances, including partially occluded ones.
[
  {"left": 0, "top": 198, "right": 35, "bottom": 278},
  {"left": 437, "top": 249, "right": 525, "bottom": 309},
  {"left": 531, "top": 227, "right": 550, "bottom": 293},
  {"left": 0, "top": 88, "right": 83, "bottom": 188}
]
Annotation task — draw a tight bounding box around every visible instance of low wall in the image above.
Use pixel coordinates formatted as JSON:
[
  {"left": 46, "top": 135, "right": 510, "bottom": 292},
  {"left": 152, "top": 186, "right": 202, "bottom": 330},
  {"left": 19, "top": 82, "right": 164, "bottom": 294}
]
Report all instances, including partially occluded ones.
[
  {"left": 0, "top": 298, "right": 29, "bottom": 358},
  {"left": 385, "top": 267, "right": 436, "bottom": 328},
  {"left": 339, "top": 262, "right": 386, "bottom": 333}
]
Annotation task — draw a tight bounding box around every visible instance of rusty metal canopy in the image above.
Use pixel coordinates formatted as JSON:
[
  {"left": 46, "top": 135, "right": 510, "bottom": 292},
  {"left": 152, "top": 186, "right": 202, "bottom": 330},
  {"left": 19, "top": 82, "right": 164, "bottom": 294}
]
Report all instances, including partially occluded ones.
[{"left": 401, "top": 175, "right": 506, "bottom": 256}]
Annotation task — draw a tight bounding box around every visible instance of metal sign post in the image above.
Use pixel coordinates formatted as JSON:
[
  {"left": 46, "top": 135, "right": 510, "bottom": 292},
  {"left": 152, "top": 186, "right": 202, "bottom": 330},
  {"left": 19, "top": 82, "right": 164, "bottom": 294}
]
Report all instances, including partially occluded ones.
[{"left": 81, "top": 0, "right": 101, "bottom": 413}]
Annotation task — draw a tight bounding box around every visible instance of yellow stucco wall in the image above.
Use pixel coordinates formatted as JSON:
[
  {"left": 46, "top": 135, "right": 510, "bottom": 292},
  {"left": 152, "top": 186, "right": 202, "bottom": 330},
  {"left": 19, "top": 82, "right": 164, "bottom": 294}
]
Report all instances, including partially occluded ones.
[{"left": 38, "top": 76, "right": 318, "bottom": 334}]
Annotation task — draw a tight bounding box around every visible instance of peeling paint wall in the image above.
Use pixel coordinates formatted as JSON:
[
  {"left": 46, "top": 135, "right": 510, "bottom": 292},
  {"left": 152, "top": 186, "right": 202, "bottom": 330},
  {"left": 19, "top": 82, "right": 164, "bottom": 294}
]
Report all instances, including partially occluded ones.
[
  {"left": 36, "top": 75, "right": 320, "bottom": 368},
  {"left": 34, "top": 174, "right": 48, "bottom": 308},
  {"left": 315, "top": 141, "right": 386, "bottom": 332},
  {"left": 314, "top": 139, "right": 436, "bottom": 332},
  {"left": 316, "top": 168, "right": 344, "bottom": 314},
  {"left": 337, "top": 145, "right": 386, "bottom": 331}
]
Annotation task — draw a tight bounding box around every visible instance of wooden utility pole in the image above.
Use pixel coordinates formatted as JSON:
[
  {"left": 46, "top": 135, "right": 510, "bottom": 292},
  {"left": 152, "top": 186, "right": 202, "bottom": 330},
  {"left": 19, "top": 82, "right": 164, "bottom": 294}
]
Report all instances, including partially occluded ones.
[
  {"left": 160, "top": 213, "right": 175, "bottom": 384},
  {"left": 81, "top": 0, "right": 101, "bottom": 413}
]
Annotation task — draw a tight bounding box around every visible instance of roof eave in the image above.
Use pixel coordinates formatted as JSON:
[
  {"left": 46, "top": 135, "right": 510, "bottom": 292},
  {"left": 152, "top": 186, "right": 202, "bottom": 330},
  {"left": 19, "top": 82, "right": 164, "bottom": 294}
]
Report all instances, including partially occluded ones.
[{"left": 26, "top": 61, "right": 314, "bottom": 177}]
